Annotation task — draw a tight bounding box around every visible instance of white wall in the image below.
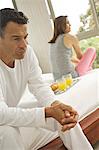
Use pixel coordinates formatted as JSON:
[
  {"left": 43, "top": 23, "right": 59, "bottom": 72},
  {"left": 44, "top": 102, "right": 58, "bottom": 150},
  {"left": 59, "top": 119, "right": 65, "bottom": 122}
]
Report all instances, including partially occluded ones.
[{"left": 15, "top": 0, "right": 53, "bottom": 73}]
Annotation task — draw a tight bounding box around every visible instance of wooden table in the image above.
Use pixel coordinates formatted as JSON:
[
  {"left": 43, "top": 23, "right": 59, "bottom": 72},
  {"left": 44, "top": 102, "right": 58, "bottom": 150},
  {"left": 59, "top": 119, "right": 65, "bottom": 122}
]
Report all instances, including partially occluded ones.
[{"left": 80, "top": 108, "right": 99, "bottom": 145}]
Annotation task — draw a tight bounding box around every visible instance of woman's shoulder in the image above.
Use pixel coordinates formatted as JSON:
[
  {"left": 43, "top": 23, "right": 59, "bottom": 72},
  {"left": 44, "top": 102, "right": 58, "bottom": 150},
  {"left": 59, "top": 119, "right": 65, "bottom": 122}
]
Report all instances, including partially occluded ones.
[{"left": 64, "top": 33, "right": 79, "bottom": 43}]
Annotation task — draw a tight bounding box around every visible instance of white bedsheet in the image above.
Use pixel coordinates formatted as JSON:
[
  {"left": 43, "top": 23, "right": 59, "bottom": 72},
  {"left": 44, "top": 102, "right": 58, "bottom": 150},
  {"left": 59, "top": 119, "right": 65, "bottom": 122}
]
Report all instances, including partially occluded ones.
[
  {"left": 55, "top": 69, "right": 99, "bottom": 120},
  {"left": 19, "top": 69, "right": 99, "bottom": 120},
  {"left": 18, "top": 69, "right": 99, "bottom": 150}
]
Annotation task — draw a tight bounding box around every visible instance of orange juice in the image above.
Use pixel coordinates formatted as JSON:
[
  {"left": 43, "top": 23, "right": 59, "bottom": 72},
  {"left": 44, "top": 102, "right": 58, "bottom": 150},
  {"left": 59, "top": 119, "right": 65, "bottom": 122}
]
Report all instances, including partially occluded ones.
[
  {"left": 63, "top": 74, "right": 73, "bottom": 87},
  {"left": 58, "top": 81, "right": 66, "bottom": 91},
  {"left": 66, "top": 78, "right": 73, "bottom": 86}
]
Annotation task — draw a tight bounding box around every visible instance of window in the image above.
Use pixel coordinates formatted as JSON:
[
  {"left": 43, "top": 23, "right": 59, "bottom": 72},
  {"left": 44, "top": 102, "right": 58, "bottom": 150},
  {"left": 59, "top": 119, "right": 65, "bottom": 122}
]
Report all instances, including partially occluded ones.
[
  {"left": 93, "top": 0, "right": 99, "bottom": 27},
  {"left": 46, "top": 0, "right": 99, "bottom": 39},
  {"left": 46, "top": 0, "right": 99, "bottom": 68},
  {"left": 0, "top": 0, "right": 14, "bottom": 9}
]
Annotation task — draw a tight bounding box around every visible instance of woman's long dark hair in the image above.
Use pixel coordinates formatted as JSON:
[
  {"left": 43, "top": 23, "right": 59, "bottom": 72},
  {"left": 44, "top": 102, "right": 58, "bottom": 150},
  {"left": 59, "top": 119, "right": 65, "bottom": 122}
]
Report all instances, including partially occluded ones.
[{"left": 49, "top": 16, "right": 67, "bottom": 43}]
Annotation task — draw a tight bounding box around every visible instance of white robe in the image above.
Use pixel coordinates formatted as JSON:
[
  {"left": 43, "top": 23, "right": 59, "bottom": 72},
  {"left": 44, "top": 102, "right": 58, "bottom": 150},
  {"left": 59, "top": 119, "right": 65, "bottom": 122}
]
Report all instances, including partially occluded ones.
[{"left": 0, "top": 45, "right": 95, "bottom": 149}]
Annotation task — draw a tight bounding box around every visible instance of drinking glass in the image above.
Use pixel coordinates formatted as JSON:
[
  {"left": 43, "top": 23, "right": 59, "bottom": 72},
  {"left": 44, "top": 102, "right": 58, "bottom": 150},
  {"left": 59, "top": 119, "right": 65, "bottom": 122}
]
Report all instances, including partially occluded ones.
[
  {"left": 56, "top": 78, "right": 67, "bottom": 92},
  {"left": 62, "top": 74, "right": 73, "bottom": 88}
]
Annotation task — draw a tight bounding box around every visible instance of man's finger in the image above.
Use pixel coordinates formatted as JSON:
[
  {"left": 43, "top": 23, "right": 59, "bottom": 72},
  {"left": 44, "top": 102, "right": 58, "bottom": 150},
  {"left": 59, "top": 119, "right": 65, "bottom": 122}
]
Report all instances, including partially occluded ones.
[
  {"left": 64, "top": 111, "right": 71, "bottom": 117},
  {"left": 61, "top": 122, "right": 77, "bottom": 132},
  {"left": 61, "top": 116, "right": 77, "bottom": 125},
  {"left": 60, "top": 103, "right": 78, "bottom": 115}
]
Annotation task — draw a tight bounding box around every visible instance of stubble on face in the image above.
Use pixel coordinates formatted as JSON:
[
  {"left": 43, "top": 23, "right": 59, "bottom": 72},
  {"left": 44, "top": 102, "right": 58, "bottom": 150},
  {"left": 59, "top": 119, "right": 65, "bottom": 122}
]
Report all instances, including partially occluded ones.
[{"left": 0, "top": 22, "right": 28, "bottom": 67}]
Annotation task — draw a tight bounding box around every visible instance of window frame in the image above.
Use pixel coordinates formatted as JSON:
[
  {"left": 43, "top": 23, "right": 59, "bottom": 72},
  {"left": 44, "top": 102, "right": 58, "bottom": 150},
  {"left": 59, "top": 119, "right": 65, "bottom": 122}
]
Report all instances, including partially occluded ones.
[
  {"left": 46, "top": 0, "right": 99, "bottom": 40},
  {"left": 12, "top": 0, "right": 18, "bottom": 10}
]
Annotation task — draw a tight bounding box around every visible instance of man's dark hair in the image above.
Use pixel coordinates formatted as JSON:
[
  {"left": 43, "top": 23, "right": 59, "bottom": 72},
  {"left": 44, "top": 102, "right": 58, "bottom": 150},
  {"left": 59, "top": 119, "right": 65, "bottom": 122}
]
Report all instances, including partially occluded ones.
[{"left": 0, "top": 8, "right": 29, "bottom": 36}]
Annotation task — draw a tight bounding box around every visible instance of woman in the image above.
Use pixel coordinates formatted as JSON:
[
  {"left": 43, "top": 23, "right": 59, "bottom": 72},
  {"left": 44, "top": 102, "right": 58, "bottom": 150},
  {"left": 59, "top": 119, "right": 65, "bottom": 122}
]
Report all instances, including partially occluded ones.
[{"left": 49, "top": 16, "right": 96, "bottom": 81}]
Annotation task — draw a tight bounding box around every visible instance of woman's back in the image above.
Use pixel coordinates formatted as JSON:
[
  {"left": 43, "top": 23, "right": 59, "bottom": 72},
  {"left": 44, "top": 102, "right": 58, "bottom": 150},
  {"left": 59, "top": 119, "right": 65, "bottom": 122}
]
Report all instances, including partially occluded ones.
[{"left": 49, "top": 34, "right": 78, "bottom": 81}]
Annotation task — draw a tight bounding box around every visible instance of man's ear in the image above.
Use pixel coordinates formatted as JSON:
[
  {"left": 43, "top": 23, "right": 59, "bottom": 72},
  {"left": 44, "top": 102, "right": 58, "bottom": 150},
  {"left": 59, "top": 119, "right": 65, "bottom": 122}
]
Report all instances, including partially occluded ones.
[
  {"left": 0, "top": 37, "right": 1, "bottom": 43},
  {"left": 0, "top": 35, "right": 4, "bottom": 43},
  {"left": 0, "top": 36, "right": 2, "bottom": 43}
]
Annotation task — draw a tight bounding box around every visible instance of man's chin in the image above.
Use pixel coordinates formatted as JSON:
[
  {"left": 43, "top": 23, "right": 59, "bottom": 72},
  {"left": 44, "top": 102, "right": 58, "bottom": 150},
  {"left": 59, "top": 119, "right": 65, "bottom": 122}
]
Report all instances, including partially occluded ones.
[{"left": 16, "top": 54, "right": 25, "bottom": 60}]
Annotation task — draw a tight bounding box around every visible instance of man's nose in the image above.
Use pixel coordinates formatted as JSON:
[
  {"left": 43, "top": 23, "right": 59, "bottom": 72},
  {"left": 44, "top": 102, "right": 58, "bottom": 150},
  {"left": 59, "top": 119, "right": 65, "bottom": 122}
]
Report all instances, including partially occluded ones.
[{"left": 19, "top": 39, "right": 27, "bottom": 48}]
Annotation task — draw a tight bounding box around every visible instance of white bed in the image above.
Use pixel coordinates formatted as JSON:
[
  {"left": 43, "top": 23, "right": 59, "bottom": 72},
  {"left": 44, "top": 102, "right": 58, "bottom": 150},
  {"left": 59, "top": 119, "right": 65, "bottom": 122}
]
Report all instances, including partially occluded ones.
[
  {"left": 18, "top": 69, "right": 99, "bottom": 146},
  {"left": 19, "top": 69, "right": 98, "bottom": 118}
]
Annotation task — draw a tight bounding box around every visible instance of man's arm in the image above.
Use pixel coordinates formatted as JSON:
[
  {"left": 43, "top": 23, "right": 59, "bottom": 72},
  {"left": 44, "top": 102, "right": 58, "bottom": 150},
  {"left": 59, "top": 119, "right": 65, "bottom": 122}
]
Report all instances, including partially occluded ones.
[{"left": 27, "top": 46, "right": 78, "bottom": 131}]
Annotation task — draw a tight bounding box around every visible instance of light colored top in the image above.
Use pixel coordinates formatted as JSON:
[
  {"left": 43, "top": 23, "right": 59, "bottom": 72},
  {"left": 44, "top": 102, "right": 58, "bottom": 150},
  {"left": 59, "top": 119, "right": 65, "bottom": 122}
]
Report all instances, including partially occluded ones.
[
  {"left": 49, "top": 34, "right": 78, "bottom": 81},
  {"left": 0, "top": 45, "right": 55, "bottom": 128}
]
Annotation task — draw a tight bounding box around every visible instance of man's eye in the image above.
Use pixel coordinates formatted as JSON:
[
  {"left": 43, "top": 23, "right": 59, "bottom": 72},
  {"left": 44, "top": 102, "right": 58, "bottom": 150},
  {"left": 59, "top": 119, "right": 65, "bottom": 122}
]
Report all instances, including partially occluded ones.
[
  {"left": 14, "top": 38, "right": 20, "bottom": 41},
  {"left": 24, "top": 35, "right": 28, "bottom": 40}
]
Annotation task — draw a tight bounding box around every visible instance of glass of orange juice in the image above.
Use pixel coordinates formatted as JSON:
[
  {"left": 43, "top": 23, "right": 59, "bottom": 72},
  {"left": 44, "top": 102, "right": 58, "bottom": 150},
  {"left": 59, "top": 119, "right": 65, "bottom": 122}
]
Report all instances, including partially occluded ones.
[
  {"left": 56, "top": 78, "right": 67, "bottom": 92},
  {"left": 62, "top": 74, "right": 73, "bottom": 88}
]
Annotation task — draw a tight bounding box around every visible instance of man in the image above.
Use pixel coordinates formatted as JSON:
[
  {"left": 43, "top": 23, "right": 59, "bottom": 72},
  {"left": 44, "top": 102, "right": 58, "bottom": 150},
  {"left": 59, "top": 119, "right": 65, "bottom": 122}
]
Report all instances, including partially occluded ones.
[{"left": 0, "top": 8, "right": 93, "bottom": 150}]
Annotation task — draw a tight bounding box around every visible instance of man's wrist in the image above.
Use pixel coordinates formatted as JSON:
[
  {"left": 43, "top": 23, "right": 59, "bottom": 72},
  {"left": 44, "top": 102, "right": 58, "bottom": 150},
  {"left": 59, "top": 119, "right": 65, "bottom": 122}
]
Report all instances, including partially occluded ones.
[{"left": 45, "top": 106, "right": 52, "bottom": 118}]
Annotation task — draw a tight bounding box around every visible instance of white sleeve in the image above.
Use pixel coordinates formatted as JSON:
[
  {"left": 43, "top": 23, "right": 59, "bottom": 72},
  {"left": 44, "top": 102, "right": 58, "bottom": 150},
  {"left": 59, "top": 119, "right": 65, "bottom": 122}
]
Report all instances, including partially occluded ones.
[
  {"left": 0, "top": 47, "right": 56, "bottom": 129},
  {"left": 0, "top": 80, "right": 46, "bottom": 128},
  {"left": 27, "top": 46, "right": 56, "bottom": 107}
]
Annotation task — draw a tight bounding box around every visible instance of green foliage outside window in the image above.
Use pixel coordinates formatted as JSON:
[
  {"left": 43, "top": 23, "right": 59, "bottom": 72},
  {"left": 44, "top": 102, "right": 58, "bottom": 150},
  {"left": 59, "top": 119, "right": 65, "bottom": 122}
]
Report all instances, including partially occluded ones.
[{"left": 80, "top": 36, "right": 99, "bottom": 68}]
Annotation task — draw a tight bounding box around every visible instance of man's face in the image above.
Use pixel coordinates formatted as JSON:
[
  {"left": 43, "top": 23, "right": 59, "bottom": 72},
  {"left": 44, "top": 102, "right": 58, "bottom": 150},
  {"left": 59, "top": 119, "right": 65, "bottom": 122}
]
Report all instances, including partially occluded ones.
[{"left": 0, "top": 21, "right": 28, "bottom": 61}]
